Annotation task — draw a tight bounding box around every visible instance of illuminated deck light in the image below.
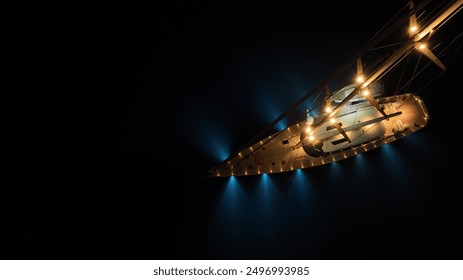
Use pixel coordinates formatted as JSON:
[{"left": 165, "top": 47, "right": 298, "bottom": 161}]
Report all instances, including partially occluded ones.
[
  {"left": 325, "top": 106, "right": 332, "bottom": 113},
  {"left": 330, "top": 118, "right": 336, "bottom": 124},
  {"left": 356, "top": 75, "right": 364, "bottom": 83},
  {"left": 309, "top": 135, "right": 314, "bottom": 141},
  {"left": 410, "top": 26, "right": 418, "bottom": 32},
  {"left": 419, "top": 43, "right": 427, "bottom": 49},
  {"left": 362, "top": 90, "right": 369, "bottom": 96},
  {"left": 305, "top": 127, "right": 312, "bottom": 133}
]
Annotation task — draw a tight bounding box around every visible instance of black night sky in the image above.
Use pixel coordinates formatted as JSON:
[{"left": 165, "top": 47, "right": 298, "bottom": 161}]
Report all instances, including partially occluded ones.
[{"left": 5, "top": 0, "right": 462, "bottom": 260}]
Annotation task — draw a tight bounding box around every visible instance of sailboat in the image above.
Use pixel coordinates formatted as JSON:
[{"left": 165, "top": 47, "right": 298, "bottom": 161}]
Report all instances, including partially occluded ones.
[{"left": 209, "top": 0, "right": 463, "bottom": 177}]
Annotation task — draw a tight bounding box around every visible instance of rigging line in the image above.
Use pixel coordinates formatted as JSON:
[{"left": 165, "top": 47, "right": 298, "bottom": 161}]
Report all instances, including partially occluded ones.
[
  {"left": 425, "top": 0, "right": 462, "bottom": 34},
  {"left": 369, "top": 42, "right": 406, "bottom": 51},
  {"left": 368, "top": 0, "right": 440, "bottom": 50},
  {"left": 407, "top": 30, "right": 441, "bottom": 89},
  {"left": 214, "top": 1, "right": 434, "bottom": 167},
  {"left": 225, "top": 37, "right": 396, "bottom": 162},
  {"left": 405, "top": 36, "right": 435, "bottom": 93},
  {"left": 396, "top": 32, "right": 462, "bottom": 94},
  {"left": 390, "top": 1, "right": 454, "bottom": 93},
  {"left": 311, "top": 90, "right": 324, "bottom": 107},
  {"left": 361, "top": 0, "right": 435, "bottom": 56},
  {"left": 407, "top": 53, "right": 424, "bottom": 93},
  {"left": 396, "top": 60, "right": 433, "bottom": 94},
  {"left": 222, "top": 88, "right": 327, "bottom": 168},
  {"left": 394, "top": 50, "right": 413, "bottom": 95},
  {"left": 418, "top": 0, "right": 450, "bottom": 29},
  {"left": 434, "top": 5, "right": 463, "bottom": 34},
  {"left": 376, "top": 48, "right": 415, "bottom": 85},
  {"left": 417, "top": 52, "right": 462, "bottom": 95},
  {"left": 230, "top": 90, "right": 327, "bottom": 167},
  {"left": 217, "top": 72, "right": 343, "bottom": 166},
  {"left": 449, "top": 33, "right": 463, "bottom": 61},
  {"left": 406, "top": 56, "right": 424, "bottom": 93},
  {"left": 239, "top": 2, "right": 417, "bottom": 145}
]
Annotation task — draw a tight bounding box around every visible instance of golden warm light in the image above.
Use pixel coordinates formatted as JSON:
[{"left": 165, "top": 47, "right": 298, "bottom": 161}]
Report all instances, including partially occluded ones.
[{"left": 204, "top": 0, "right": 459, "bottom": 178}]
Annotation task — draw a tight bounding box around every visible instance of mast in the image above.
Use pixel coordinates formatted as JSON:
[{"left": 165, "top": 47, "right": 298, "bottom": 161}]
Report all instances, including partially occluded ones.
[{"left": 305, "top": 0, "right": 463, "bottom": 143}]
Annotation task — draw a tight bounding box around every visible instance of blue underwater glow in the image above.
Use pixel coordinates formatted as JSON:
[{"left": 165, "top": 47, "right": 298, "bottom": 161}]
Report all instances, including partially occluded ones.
[
  {"left": 215, "top": 176, "right": 248, "bottom": 231},
  {"left": 327, "top": 161, "right": 345, "bottom": 183},
  {"left": 209, "top": 171, "right": 322, "bottom": 256},
  {"left": 251, "top": 74, "right": 313, "bottom": 132},
  {"left": 212, "top": 175, "right": 276, "bottom": 244},
  {"left": 380, "top": 144, "right": 406, "bottom": 179},
  {"left": 353, "top": 153, "right": 369, "bottom": 183},
  {"left": 198, "top": 120, "right": 230, "bottom": 162},
  {"left": 256, "top": 174, "right": 277, "bottom": 215},
  {"left": 259, "top": 95, "right": 287, "bottom": 131},
  {"left": 293, "top": 169, "right": 308, "bottom": 186},
  {"left": 291, "top": 169, "right": 316, "bottom": 210}
]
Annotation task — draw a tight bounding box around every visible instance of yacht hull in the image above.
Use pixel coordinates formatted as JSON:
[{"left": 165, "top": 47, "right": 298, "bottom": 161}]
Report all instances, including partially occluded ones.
[{"left": 210, "top": 93, "right": 428, "bottom": 177}]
